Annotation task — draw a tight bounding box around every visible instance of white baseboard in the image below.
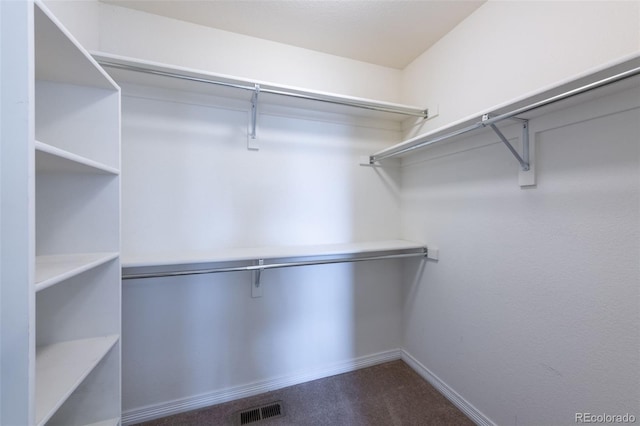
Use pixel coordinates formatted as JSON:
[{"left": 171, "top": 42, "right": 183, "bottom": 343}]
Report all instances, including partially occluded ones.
[
  {"left": 122, "top": 349, "right": 402, "bottom": 425},
  {"left": 401, "top": 349, "right": 495, "bottom": 426}
]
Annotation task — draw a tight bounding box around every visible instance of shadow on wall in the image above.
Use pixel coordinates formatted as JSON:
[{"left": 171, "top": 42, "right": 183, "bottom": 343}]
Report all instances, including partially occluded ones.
[{"left": 120, "top": 258, "right": 410, "bottom": 412}]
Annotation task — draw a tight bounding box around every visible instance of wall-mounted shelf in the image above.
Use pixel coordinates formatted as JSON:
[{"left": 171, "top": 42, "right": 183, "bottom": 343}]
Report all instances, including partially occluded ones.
[
  {"left": 123, "top": 240, "right": 431, "bottom": 299},
  {"left": 91, "top": 52, "right": 427, "bottom": 150},
  {"left": 369, "top": 54, "right": 640, "bottom": 187},
  {"left": 123, "top": 240, "right": 428, "bottom": 269},
  {"left": 92, "top": 52, "right": 427, "bottom": 121}
]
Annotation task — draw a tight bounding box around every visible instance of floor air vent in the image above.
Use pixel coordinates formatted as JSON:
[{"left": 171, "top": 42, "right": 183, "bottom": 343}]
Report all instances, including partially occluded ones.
[{"left": 236, "top": 401, "right": 284, "bottom": 425}]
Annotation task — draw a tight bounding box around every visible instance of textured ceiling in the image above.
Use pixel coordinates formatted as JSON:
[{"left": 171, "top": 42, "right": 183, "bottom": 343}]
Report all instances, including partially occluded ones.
[{"left": 101, "top": 0, "right": 485, "bottom": 69}]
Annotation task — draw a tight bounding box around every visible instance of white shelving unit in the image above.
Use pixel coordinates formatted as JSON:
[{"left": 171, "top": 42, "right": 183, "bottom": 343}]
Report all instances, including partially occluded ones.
[
  {"left": 34, "top": 1, "right": 122, "bottom": 422},
  {"left": 1, "top": 1, "right": 122, "bottom": 424}
]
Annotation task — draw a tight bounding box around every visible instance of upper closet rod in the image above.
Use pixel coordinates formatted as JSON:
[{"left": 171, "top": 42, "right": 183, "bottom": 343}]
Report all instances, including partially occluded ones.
[
  {"left": 370, "top": 65, "right": 640, "bottom": 163},
  {"left": 98, "top": 61, "right": 429, "bottom": 118}
]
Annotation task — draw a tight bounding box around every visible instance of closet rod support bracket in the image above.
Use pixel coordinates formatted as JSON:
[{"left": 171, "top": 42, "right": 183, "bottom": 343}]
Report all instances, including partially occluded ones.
[
  {"left": 424, "top": 246, "right": 438, "bottom": 261},
  {"left": 248, "top": 84, "right": 260, "bottom": 150},
  {"left": 482, "top": 115, "right": 530, "bottom": 171},
  {"left": 481, "top": 114, "right": 535, "bottom": 187},
  {"left": 252, "top": 259, "right": 264, "bottom": 298}
]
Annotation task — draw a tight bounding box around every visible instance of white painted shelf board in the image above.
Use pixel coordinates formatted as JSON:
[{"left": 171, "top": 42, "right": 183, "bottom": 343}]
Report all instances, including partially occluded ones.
[
  {"left": 35, "top": 252, "right": 119, "bottom": 292},
  {"left": 35, "top": 335, "right": 119, "bottom": 426},
  {"left": 91, "top": 52, "right": 426, "bottom": 122},
  {"left": 377, "top": 53, "right": 640, "bottom": 161},
  {"left": 35, "top": 141, "right": 120, "bottom": 175},
  {"left": 34, "top": 1, "right": 117, "bottom": 90},
  {"left": 122, "top": 240, "right": 426, "bottom": 269}
]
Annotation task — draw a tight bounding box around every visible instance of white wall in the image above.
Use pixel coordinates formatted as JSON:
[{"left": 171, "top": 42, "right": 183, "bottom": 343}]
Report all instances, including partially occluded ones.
[
  {"left": 401, "top": 83, "right": 640, "bottom": 426},
  {"left": 98, "top": 4, "right": 402, "bottom": 102},
  {"left": 42, "top": 0, "right": 100, "bottom": 51},
  {"left": 119, "top": 86, "right": 403, "bottom": 256},
  {"left": 118, "top": 85, "right": 406, "bottom": 419},
  {"left": 402, "top": 0, "right": 640, "bottom": 137},
  {"left": 123, "top": 261, "right": 404, "bottom": 415},
  {"left": 399, "top": 2, "right": 640, "bottom": 425},
  {"left": 45, "top": 0, "right": 402, "bottom": 103}
]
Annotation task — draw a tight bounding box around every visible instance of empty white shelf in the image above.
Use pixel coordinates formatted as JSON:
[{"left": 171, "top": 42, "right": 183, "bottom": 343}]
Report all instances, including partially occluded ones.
[
  {"left": 371, "top": 54, "right": 640, "bottom": 164},
  {"left": 91, "top": 52, "right": 427, "bottom": 122},
  {"left": 123, "top": 240, "right": 426, "bottom": 269},
  {"left": 35, "top": 335, "right": 119, "bottom": 426},
  {"left": 35, "top": 141, "right": 120, "bottom": 175},
  {"left": 35, "top": 252, "right": 119, "bottom": 292},
  {"left": 34, "top": 2, "right": 116, "bottom": 89}
]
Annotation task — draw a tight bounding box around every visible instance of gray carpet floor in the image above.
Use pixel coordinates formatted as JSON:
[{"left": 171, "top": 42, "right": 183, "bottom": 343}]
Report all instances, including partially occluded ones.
[{"left": 136, "top": 360, "right": 474, "bottom": 426}]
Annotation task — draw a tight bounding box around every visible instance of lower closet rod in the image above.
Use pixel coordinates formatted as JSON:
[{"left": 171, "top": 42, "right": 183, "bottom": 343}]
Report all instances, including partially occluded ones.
[{"left": 122, "top": 249, "right": 428, "bottom": 280}]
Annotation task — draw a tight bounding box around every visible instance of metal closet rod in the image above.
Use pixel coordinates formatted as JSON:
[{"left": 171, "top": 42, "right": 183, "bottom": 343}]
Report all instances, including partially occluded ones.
[
  {"left": 370, "top": 65, "right": 640, "bottom": 163},
  {"left": 122, "top": 248, "right": 428, "bottom": 280},
  {"left": 98, "top": 61, "right": 428, "bottom": 118}
]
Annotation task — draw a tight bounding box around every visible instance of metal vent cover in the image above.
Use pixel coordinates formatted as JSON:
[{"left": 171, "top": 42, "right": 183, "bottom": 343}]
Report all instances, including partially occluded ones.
[{"left": 235, "top": 401, "right": 285, "bottom": 425}]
